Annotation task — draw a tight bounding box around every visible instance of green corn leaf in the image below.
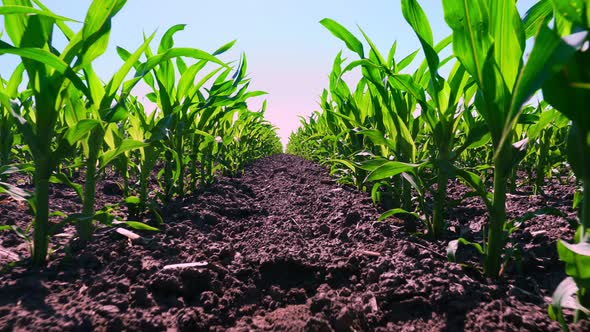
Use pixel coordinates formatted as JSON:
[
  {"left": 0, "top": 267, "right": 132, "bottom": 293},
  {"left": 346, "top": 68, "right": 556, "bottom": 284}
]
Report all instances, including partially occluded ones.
[
  {"left": 99, "top": 139, "right": 148, "bottom": 170},
  {"left": 119, "top": 221, "right": 159, "bottom": 232},
  {"left": 176, "top": 57, "right": 187, "bottom": 74},
  {"left": 442, "top": 0, "right": 491, "bottom": 85},
  {"left": 116, "top": 46, "right": 132, "bottom": 62},
  {"left": 414, "top": 35, "right": 452, "bottom": 84},
  {"left": 358, "top": 158, "right": 392, "bottom": 172},
  {"left": 320, "top": 18, "right": 364, "bottom": 58},
  {"left": 6, "top": 63, "right": 24, "bottom": 97},
  {"left": 2, "top": 0, "right": 50, "bottom": 48},
  {"left": 387, "top": 73, "right": 427, "bottom": 103},
  {"left": 397, "top": 49, "right": 420, "bottom": 71},
  {"left": 573, "top": 190, "right": 584, "bottom": 209},
  {"left": 387, "top": 41, "right": 398, "bottom": 68},
  {"left": 358, "top": 27, "right": 386, "bottom": 65},
  {"left": 402, "top": 0, "right": 440, "bottom": 83},
  {"left": 542, "top": 32, "right": 590, "bottom": 127},
  {"left": 523, "top": 0, "right": 553, "bottom": 39},
  {"left": 177, "top": 61, "right": 207, "bottom": 100},
  {"left": 357, "top": 129, "right": 392, "bottom": 148},
  {"left": 0, "top": 5, "right": 77, "bottom": 22},
  {"left": 365, "top": 161, "right": 419, "bottom": 182},
  {"left": 158, "top": 24, "right": 186, "bottom": 53},
  {"left": 447, "top": 238, "right": 484, "bottom": 262},
  {"left": 213, "top": 39, "right": 237, "bottom": 56},
  {"left": 101, "top": 104, "right": 129, "bottom": 123},
  {"left": 550, "top": 0, "right": 586, "bottom": 26},
  {"left": 329, "top": 159, "right": 358, "bottom": 173},
  {"left": 78, "top": 0, "right": 127, "bottom": 67},
  {"left": 125, "top": 196, "right": 141, "bottom": 205},
  {"left": 241, "top": 91, "right": 268, "bottom": 99},
  {"left": 83, "top": 0, "right": 126, "bottom": 42},
  {"left": 50, "top": 173, "right": 83, "bottom": 200},
  {"left": 512, "top": 29, "right": 586, "bottom": 119},
  {"left": 489, "top": 0, "right": 525, "bottom": 90},
  {"left": 136, "top": 47, "right": 227, "bottom": 78},
  {"left": 496, "top": 28, "right": 588, "bottom": 160},
  {"left": 65, "top": 119, "right": 102, "bottom": 144},
  {"left": 104, "top": 32, "right": 157, "bottom": 105},
  {"left": 378, "top": 208, "right": 422, "bottom": 222},
  {"left": 452, "top": 166, "right": 492, "bottom": 210}
]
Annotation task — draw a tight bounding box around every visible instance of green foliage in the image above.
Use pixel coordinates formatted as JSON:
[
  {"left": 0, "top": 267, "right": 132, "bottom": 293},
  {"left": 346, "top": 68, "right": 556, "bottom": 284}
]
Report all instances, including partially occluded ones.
[
  {"left": 288, "top": 1, "right": 586, "bottom": 294},
  {"left": 0, "top": 0, "right": 281, "bottom": 266},
  {"left": 534, "top": 0, "right": 590, "bottom": 326}
]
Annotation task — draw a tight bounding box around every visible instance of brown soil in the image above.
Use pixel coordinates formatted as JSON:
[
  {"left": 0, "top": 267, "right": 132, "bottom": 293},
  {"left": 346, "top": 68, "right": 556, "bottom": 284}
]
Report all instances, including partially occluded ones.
[{"left": 0, "top": 154, "right": 587, "bottom": 331}]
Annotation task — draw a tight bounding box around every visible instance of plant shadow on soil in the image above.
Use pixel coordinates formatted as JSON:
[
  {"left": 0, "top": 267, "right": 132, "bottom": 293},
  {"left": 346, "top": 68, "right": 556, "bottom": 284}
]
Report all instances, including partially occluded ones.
[{"left": 0, "top": 154, "right": 588, "bottom": 331}]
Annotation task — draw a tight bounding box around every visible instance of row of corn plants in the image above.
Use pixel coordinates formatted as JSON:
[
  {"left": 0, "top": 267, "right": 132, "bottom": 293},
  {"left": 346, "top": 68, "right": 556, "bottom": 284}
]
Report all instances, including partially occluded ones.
[
  {"left": 0, "top": 0, "right": 282, "bottom": 267},
  {"left": 287, "top": 0, "right": 589, "bottom": 327}
]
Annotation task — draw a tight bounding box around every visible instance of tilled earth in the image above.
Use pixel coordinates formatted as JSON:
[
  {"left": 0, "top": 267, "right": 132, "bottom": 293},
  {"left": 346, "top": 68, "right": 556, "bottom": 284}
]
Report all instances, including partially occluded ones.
[{"left": 0, "top": 154, "right": 587, "bottom": 331}]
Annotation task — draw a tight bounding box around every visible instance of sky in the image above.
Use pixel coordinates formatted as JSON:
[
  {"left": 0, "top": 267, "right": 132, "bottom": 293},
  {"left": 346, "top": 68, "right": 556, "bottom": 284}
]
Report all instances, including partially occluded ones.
[{"left": 0, "top": 0, "right": 539, "bottom": 147}]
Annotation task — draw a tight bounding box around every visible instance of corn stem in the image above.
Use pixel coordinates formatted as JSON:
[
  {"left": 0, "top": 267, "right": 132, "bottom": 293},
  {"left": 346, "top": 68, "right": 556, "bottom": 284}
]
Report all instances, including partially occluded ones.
[
  {"left": 484, "top": 151, "right": 509, "bottom": 278},
  {"left": 32, "top": 162, "right": 50, "bottom": 266}
]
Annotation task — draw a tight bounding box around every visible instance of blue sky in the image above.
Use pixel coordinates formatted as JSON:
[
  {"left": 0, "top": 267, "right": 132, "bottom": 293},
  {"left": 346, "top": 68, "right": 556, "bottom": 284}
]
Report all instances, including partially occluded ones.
[{"left": 1, "top": 0, "right": 539, "bottom": 145}]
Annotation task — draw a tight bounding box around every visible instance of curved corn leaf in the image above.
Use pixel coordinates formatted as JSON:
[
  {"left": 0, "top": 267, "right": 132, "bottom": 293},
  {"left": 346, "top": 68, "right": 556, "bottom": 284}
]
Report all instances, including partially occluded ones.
[
  {"left": 365, "top": 161, "right": 419, "bottom": 182},
  {"left": 320, "top": 18, "right": 364, "bottom": 58},
  {"left": 158, "top": 24, "right": 186, "bottom": 53}
]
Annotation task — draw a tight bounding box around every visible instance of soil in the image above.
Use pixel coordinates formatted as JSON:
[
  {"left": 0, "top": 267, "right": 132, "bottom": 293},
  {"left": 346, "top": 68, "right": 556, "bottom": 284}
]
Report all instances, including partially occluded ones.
[{"left": 0, "top": 154, "right": 587, "bottom": 331}]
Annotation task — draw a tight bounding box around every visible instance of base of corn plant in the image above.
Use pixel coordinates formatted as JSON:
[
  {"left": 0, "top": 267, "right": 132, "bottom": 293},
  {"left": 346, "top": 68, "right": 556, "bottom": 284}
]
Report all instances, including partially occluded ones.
[
  {"left": 484, "top": 163, "right": 508, "bottom": 278},
  {"left": 78, "top": 134, "right": 101, "bottom": 242},
  {"left": 32, "top": 175, "right": 50, "bottom": 267}
]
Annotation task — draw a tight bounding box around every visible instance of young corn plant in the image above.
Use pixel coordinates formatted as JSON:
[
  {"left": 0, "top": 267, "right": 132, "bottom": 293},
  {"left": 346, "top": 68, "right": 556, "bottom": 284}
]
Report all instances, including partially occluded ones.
[
  {"left": 0, "top": 76, "right": 17, "bottom": 168},
  {"left": 523, "top": 103, "right": 569, "bottom": 195},
  {"left": 0, "top": 0, "right": 134, "bottom": 266},
  {"left": 188, "top": 54, "right": 267, "bottom": 188},
  {"left": 319, "top": 15, "right": 488, "bottom": 238},
  {"left": 320, "top": 19, "right": 424, "bottom": 209},
  {"left": 531, "top": 0, "right": 590, "bottom": 326},
  {"left": 124, "top": 97, "right": 164, "bottom": 220},
  {"left": 217, "top": 107, "right": 282, "bottom": 176},
  {"left": 128, "top": 26, "right": 231, "bottom": 199},
  {"left": 400, "top": 0, "right": 490, "bottom": 239},
  {"left": 441, "top": 0, "right": 580, "bottom": 277}
]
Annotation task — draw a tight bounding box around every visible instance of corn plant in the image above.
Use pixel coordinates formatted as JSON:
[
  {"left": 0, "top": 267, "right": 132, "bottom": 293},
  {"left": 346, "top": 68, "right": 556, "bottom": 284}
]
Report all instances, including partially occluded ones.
[
  {"left": 79, "top": 32, "right": 227, "bottom": 240},
  {"left": 530, "top": 0, "right": 590, "bottom": 327},
  {"left": 124, "top": 97, "right": 164, "bottom": 220},
  {"left": 0, "top": 0, "right": 247, "bottom": 264},
  {"left": 399, "top": 0, "right": 493, "bottom": 238},
  {"left": 217, "top": 106, "right": 282, "bottom": 176},
  {"left": 124, "top": 26, "right": 234, "bottom": 200},
  {"left": 0, "top": 0, "right": 137, "bottom": 265},
  {"left": 0, "top": 75, "right": 17, "bottom": 168},
  {"left": 440, "top": 0, "right": 582, "bottom": 277},
  {"left": 188, "top": 54, "right": 268, "bottom": 188},
  {"left": 319, "top": 19, "right": 426, "bottom": 211},
  {"left": 316, "top": 15, "right": 493, "bottom": 239},
  {"left": 521, "top": 103, "right": 569, "bottom": 194}
]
